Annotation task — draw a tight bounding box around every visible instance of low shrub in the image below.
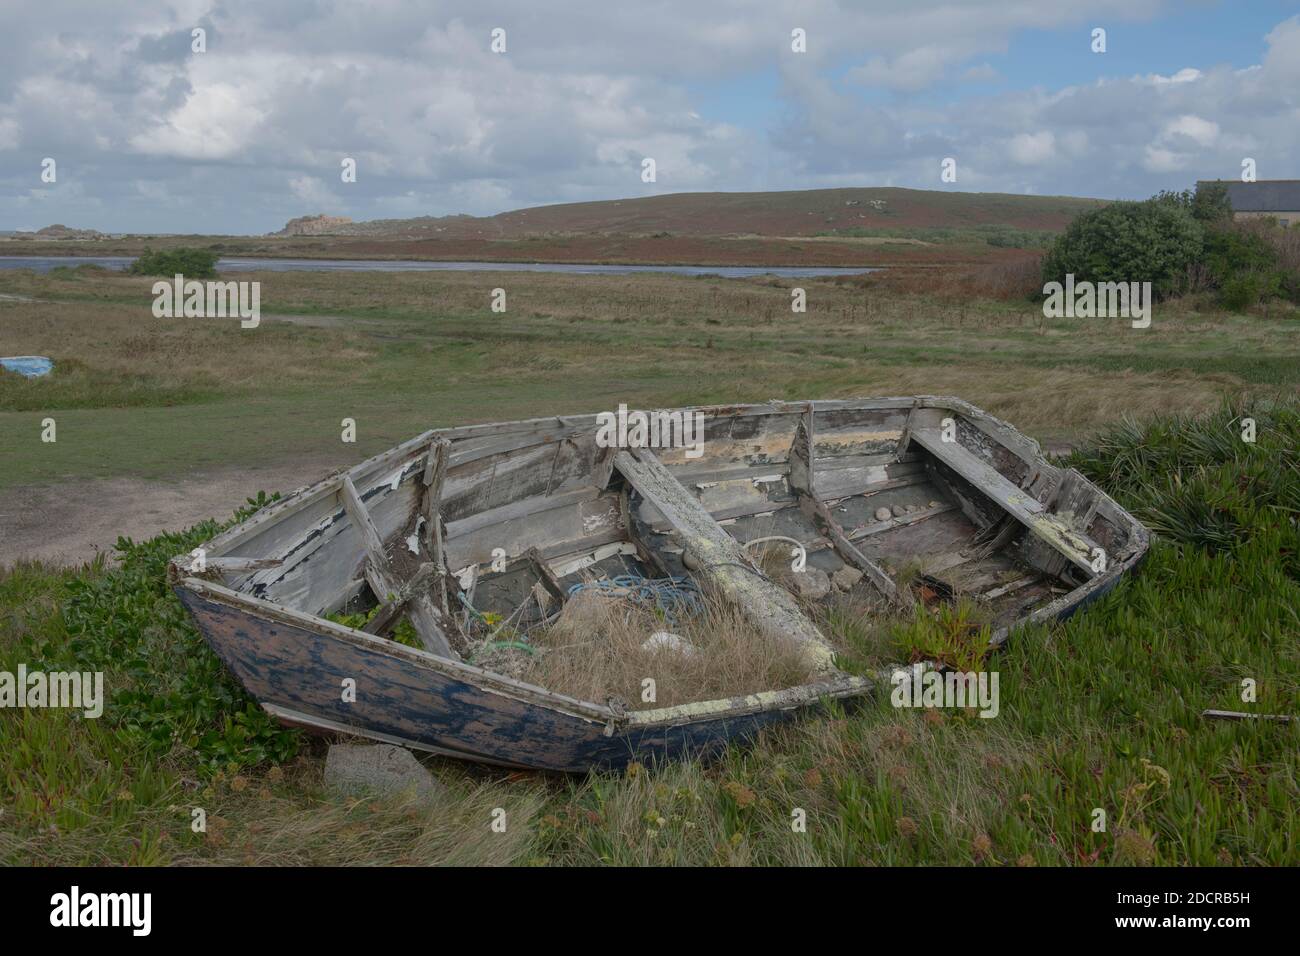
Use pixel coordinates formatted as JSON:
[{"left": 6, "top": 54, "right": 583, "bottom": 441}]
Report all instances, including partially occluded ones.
[
  {"left": 19, "top": 492, "right": 296, "bottom": 772},
  {"left": 127, "top": 246, "right": 220, "bottom": 279},
  {"left": 1041, "top": 199, "right": 1204, "bottom": 301}
]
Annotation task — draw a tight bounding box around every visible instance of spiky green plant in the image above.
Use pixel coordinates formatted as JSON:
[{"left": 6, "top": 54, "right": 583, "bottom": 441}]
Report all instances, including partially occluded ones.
[{"left": 1067, "top": 398, "right": 1299, "bottom": 555}]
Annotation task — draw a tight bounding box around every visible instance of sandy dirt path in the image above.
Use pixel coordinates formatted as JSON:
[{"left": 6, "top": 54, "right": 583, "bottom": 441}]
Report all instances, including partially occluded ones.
[{"left": 1, "top": 458, "right": 341, "bottom": 566}]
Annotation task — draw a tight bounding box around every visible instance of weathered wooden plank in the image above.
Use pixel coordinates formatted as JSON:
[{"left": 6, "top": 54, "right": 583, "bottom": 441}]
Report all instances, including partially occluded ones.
[
  {"left": 419, "top": 437, "right": 451, "bottom": 614},
  {"left": 340, "top": 475, "right": 456, "bottom": 659},
  {"left": 205, "top": 556, "right": 285, "bottom": 572},
  {"left": 614, "top": 447, "right": 836, "bottom": 673},
  {"left": 980, "top": 575, "right": 1039, "bottom": 601},
  {"left": 788, "top": 409, "right": 911, "bottom": 607},
  {"left": 341, "top": 476, "right": 397, "bottom": 595},
  {"left": 526, "top": 547, "right": 566, "bottom": 605},
  {"left": 1201, "top": 709, "right": 1294, "bottom": 724},
  {"left": 363, "top": 562, "right": 439, "bottom": 635},
  {"left": 633, "top": 462, "right": 928, "bottom": 533},
  {"left": 241, "top": 461, "right": 426, "bottom": 613},
  {"left": 419, "top": 438, "right": 450, "bottom": 551},
  {"left": 907, "top": 409, "right": 1097, "bottom": 577},
  {"left": 444, "top": 485, "right": 603, "bottom": 540},
  {"left": 444, "top": 492, "right": 624, "bottom": 572},
  {"left": 1053, "top": 468, "right": 1099, "bottom": 532}
]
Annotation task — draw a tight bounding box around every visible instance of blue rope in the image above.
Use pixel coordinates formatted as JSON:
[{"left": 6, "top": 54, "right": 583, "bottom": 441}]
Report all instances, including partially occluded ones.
[
  {"left": 566, "top": 574, "right": 703, "bottom": 626},
  {"left": 457, "top": 590, "right": 490, "bottom": 624}
]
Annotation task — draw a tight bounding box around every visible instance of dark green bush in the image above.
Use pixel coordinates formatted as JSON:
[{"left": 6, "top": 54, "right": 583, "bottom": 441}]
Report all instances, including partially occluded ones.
[
  {"left": 1203, "top": 229, "right": 1278, "bottom": 284},
  {"left": 1042, "top": 199, "right": 1204, "bottom": 300},
  {"left": 127, "top": 246, "right": 220, "bottom": 279},
  {"left": 1218, "top": 273, "right": 1270, "bottom": 311},
  {"left": 1153, "top": 181, "right": 1233, "bottom": 224}
]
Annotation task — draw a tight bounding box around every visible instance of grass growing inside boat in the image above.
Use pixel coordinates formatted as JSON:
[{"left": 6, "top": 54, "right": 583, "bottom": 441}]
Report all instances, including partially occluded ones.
[
  {"left": 1, "top": 400, "right": 1297, "bottom": 865},
  {"left": 514, "top": 590, "right": 814, "bottom": 710}
]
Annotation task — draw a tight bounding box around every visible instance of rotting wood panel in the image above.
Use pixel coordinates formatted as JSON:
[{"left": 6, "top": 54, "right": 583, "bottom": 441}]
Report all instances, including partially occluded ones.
[
  {"left": 440, "top": 437, "right": 594, "bottom": 523},
  {"left": 786, "top": 409, "right": 909, "bottom": 606},
  {"left": 443, "top": 491, "right": 624, "bottom": 572},
  {"left": 634, "top": 461, "right": 927, "bottom": 532},
  {"left": 907, "top": 409, "right": 1099, "bottom": 577},
  {"left": 339, "top": 475, "right": 455, "bottom": 659},
  {"left": 224, "top": 456, "right": 428, "bottom": 614},
  {"left": 418, "top": 437, "right": 451, "bottom": 615}
]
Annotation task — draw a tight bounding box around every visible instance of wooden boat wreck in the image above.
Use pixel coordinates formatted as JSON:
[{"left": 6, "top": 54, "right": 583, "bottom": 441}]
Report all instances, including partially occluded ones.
[{"left": 171, "top": 397, "right": 1149, "bottom": 772}]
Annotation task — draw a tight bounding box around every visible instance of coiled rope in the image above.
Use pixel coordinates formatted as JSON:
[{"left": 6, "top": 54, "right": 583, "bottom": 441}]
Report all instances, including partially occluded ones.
[{"left": 567, "top": 573, "right": 703, "bottom": 626}]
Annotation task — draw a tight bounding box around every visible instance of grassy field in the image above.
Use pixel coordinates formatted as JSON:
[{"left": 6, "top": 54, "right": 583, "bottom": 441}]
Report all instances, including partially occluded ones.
[
  {"left": 2, "top": 264, "right": 1296, "bottom": 488},
  {"left": 1, "top": 263, "right": 1297, "bottom": 866}
]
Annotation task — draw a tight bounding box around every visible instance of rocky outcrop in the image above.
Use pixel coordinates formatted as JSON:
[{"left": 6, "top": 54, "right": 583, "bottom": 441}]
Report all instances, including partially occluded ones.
[
  {"left": 15, "top": 224, "right": 107, "bottom": 240},
  {"left": 274, "top": 214, "right": 354, "bottom": 236}
]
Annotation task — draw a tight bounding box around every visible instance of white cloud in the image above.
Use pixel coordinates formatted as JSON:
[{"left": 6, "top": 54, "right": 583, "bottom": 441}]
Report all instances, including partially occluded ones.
[
  {"left": 1146, "top": 67, "right": 1203, "bottom": 85},
  {"left": 849, "top": 47, "right": 953, "bottom": 92},
  {"left": 1142, "top": 146, "right": 1187, "bottom": 173},
  {"left": 1008, "top": 131, "right": 1056, "bottom": 166},
  {"left": 288, "top": 175, "right": 337, "bottom": 208},
  {"left": 1164, "top": 115, "right": 1219, "bottom": 147},
  {"left": 130, "top": 80, "right": 268, "bottom": 160},
  {"left": 0, "top": 2, "right": 1294, "bottom": 232}
]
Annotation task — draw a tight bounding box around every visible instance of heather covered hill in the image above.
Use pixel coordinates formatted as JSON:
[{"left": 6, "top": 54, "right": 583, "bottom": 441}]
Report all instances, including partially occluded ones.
[{"left": 277, "top": 187, "right": 1106, "bottom": 240}]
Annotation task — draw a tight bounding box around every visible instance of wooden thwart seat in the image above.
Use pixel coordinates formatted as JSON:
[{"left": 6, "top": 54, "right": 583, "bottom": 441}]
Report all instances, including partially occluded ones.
[
  {"left": 613, "top": 447, "right": 837, "bottom": 673},
  {"left": 905, "top": 410, "right": 1099, "bottom": 577},
  {"left": 787, "top": 408, "right": 914, "bottom": 609}
]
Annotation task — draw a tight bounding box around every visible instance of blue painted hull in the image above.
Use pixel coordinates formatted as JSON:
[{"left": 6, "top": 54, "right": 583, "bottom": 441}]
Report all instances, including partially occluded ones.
[{"left": 178, "top": 588, "right": 812, "bottom": 772}]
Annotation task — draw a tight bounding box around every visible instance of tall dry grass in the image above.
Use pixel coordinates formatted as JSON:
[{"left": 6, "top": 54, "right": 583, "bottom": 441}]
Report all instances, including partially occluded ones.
[
  {"left": 516, "top": 588, "right": 814, "bottom": 709},
  {"left": 856, "top": 254, "right": 1044, "bottom": 301}
]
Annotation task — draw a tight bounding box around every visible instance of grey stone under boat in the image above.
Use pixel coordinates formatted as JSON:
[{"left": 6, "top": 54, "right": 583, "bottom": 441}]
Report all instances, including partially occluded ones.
[{"left": 170, "top": 397, "right": 1149, "bottom": 772}]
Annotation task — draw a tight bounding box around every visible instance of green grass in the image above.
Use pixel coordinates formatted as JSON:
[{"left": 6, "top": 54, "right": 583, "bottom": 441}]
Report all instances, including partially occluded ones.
[
  {"left": 2, "top": 402, "right": 1297, "bottom": 865},
  {"left": 2, "top": 267, "right": 1297, "bottom": 488}
]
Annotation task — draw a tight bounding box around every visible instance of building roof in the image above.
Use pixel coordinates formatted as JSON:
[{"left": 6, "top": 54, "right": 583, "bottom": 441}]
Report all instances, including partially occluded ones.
[{"left": 1198, "top": 180, "right": 1300, "bottom": 213}]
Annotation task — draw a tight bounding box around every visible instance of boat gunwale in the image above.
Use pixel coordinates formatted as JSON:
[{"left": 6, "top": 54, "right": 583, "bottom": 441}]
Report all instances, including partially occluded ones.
[
  {"left": 171, "top": 395, "right": 1151, "bottom": 731},
  {"left": 175, "top": 397, "right": 922, "bottom": 563},
  {"left": 176, "top": 575, "right": 874, "bottom": 731}
]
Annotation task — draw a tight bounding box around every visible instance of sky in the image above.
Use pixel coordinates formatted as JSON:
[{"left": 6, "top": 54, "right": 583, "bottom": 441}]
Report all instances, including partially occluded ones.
[{"left": 1, "top": 0, "right": 1298, "bottom": 234}]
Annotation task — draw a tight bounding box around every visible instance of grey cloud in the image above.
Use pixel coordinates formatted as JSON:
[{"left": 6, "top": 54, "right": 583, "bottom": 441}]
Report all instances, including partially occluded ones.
[{"left": 0, "top": 2, "right": 1295, "bottom": 233}]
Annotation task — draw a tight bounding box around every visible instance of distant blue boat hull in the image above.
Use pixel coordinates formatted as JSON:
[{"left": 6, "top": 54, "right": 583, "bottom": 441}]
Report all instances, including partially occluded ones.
[{"left": 0, "top": 355, "right": 52, "bottom": 377}]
